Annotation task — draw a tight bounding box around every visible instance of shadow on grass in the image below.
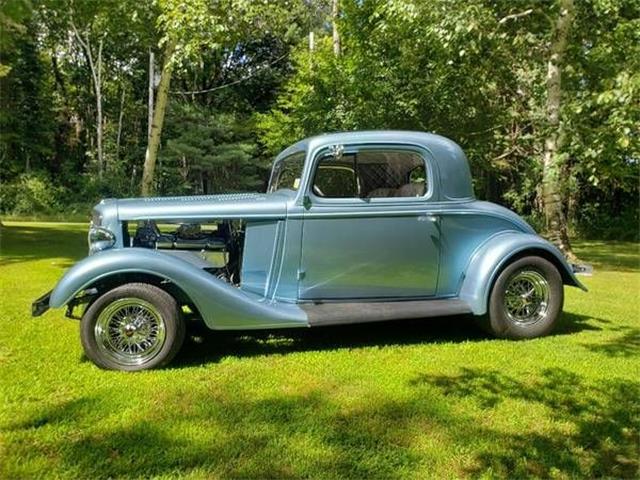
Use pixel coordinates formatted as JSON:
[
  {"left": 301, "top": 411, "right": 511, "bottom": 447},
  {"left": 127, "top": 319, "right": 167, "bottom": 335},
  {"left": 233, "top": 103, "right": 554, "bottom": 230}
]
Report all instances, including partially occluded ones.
[
  {"left": 582, "top": 327, "right": 640, "bottom": 358},
  {"left": 0, "top": 223, "right": 86, "bottom": 266},
  {"left": 410, "top": 368, "right": 640, "bottom": 478},
  {"left": 573, "top": 240, "right": 640, "bottom": 272},
  {"left": 554, "top": 310, "right": 609, "bottom": 334},
  {"left": 8, "top": 392, "right": 432, "bottom": 479},
  {"left": 5, "top": 398, "right": 98, "bottom": 431},
  {"left": 173, "top": 311, "right": 607, "bottom": 368},
  {"left": 6, "top": 368, "right": 638, "bottom": 478},
  {"left": 173, "top": 315, "right": 483, "bottom": 368}
]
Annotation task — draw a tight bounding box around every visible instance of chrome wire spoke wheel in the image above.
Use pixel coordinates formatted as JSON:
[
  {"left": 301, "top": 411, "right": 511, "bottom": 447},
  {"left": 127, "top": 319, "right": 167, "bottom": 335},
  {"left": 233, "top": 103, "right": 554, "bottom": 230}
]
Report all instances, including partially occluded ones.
[
  {"left": 94, "top": 298, "right": 167, "bottom": 366},
  {"left": 503, "top": 269, "right": 550, "bottom": 326}
]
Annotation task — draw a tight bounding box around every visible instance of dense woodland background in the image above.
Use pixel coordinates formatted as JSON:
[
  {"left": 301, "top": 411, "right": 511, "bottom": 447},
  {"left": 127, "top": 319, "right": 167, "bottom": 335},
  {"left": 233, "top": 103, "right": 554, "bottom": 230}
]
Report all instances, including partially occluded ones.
[{"left": 0, "top": 0, "right": 638, "bottom": 249}]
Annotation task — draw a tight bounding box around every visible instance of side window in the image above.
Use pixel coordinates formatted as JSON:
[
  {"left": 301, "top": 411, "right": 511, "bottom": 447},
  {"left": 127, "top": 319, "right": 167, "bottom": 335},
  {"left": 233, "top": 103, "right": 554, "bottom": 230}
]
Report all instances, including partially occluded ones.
[
  {"left": 312, "top": 155, "right": 358, "bottom": 198},
  {"left": 312, "top": 148, "right": 428, "bottom": 199},
  {"left": 315, "top": 165, "right": 358, "bottom": 197}
]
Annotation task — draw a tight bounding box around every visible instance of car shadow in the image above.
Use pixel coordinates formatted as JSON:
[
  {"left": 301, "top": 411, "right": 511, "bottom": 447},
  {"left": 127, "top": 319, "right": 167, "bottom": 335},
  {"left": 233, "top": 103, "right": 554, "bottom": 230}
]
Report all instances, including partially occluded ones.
[
  {"left": 171, "top": 310, "right": 607, "bottom": 368},
  {"left": 554, "top": 311, "right": 609, "bottom": 334}
]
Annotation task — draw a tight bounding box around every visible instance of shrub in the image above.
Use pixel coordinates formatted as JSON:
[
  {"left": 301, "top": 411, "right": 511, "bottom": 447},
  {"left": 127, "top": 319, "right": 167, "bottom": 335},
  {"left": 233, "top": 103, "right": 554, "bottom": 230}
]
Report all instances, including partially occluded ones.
[
  {"left": 574, "top": 203, "right": 639, "bottom": 241},
  {"left": 0, "top": 173, "right": 63, "bottom": 216}
]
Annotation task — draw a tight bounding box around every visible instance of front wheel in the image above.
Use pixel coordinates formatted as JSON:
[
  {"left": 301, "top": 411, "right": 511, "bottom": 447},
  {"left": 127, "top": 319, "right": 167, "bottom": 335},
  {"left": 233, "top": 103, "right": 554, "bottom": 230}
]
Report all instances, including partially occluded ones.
[
  {"left": 80, "top": 283, "right": 185, "bottom": 371},
  {"left": 481, "top": 256, "right": 564, "bottom": 339}
]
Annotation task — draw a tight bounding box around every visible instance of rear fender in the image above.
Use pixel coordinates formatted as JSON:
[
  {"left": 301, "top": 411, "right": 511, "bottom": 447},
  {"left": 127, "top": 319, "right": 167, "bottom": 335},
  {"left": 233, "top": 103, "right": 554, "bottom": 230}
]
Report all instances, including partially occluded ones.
[
  {"left": 50, "top": 248, "right": 307, "bottom": 330},
  {"left": 459, "top": 232, "right": 587, "bottom": 315}
]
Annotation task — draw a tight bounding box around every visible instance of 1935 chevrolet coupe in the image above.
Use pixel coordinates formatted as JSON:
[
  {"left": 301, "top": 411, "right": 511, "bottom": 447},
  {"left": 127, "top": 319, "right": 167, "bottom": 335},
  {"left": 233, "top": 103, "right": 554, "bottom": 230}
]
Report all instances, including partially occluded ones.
[{"left": 32, "top": 131, "right": 586, "bottom": 371}]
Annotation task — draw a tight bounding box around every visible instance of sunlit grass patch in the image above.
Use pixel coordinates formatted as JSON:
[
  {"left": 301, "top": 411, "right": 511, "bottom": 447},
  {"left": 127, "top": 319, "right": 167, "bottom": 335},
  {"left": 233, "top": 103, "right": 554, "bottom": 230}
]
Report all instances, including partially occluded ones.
[{"left": 0, "top": 222, "right": 638, "bottom": 478}]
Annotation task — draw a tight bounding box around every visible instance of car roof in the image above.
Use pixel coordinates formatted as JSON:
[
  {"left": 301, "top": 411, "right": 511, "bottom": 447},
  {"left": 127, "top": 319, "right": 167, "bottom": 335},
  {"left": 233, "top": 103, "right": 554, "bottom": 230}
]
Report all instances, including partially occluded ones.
[{"left": 276, "top": 130, "right": 474, "bottom": 201}]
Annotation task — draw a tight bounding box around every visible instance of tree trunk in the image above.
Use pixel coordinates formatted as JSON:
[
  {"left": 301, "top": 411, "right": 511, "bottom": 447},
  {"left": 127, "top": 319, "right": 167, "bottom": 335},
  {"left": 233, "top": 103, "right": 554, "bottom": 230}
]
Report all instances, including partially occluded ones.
[
  {"left": 180, "top": 155, "right": 188, "bottom": 183},
  {"left": 332, "top": 0, "right": 340, "bottom": 56},
  {"left": 130, "top": 164, "right": 137, "bottom": 191},
  {"left": 541, "top": 0, "right": 576, "bottom": 261},
  {"left": 116, "top": 85, "right": 125, "bottom": 159},
  {"left": 141, "top": 41, "right": 175, "bottom": 197},
  {"left": 70, "top": 21, "right": 104, "bottom": 179},
  {"left": 147, "top": 49, "right": 155, "bottom": 141},
  {"left": 95, "top": 38, "right": 103, "bottom": 177}
]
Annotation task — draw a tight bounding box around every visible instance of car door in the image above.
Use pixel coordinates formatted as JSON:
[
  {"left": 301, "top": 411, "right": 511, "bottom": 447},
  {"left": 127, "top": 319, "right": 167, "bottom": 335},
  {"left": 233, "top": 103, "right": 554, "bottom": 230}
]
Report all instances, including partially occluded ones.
[{"left": 299, "top": 144, "right": 440, "bottom": 300}]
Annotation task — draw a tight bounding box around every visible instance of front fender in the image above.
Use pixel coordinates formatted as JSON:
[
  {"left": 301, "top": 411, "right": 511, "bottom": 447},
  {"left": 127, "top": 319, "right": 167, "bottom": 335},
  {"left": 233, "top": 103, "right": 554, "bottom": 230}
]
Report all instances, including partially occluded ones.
[
  {"left": 50, "top": 248, "right": 307, "bottom": 330},
  {"left": 459, "top": 232, "right": 587, "bottom": 315}
]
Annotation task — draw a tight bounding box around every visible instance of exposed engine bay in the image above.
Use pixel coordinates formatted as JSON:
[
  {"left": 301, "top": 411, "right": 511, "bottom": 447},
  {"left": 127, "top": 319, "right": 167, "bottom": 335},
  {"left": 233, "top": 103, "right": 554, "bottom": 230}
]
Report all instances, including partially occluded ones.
[{"left": 131, "top": 220, "right": 244, "bottom": 285}]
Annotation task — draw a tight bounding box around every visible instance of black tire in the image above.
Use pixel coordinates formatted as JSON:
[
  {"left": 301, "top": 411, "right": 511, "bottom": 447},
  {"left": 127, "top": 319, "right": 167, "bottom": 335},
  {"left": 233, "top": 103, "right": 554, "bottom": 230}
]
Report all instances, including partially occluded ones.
[
  {"left": 479, "top": 256, "right": 564, "bottom": 339},
  {"left": 80, "top": 283, "right": 185, "bottom": 371}
]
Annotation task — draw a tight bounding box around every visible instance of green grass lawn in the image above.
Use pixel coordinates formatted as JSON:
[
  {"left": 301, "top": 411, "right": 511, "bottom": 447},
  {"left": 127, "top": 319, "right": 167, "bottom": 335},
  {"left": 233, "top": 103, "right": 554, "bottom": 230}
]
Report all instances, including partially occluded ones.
[{"left": 1, "top": 222, "right": 639, "bottom": 479}]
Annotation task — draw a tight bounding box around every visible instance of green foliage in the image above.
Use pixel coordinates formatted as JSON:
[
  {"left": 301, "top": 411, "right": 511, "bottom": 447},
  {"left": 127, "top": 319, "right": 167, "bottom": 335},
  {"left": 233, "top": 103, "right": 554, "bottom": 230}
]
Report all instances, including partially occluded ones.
[
  {"left": 0, "top": 0, "right": 32, "bottom": 77},
  {"left": 259, "top": 0, "right": 639, "bottom": 237},
  {"left": 0, "top": 173, "right": 63, "bottom": 215},
  {"left": 562, "top": 0, "right": 640, "bottom": 226},
  {"left": 574, "top": 200, "right": 640, "bottom": 241},
  {"left": 0, "top": 19, "right": 56, "bottom": 178},
  {"left": 158, "top": 103, "right": 265, "bottom": 195},
  {"left": 259, "top": 0, "right": 533, "bottom": 192},
  {"left": 0, "top": 0, "right": 636, "bottom": 238}
]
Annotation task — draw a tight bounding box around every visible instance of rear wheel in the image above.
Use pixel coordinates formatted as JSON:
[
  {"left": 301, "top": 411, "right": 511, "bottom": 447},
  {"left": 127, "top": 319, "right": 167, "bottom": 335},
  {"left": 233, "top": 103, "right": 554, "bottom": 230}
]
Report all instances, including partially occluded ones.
[
  {"left": 481, "top": 256, "right": 564, "bottom": 339},
  {"left": 80, "top": 283, "right": 185, "bottom": 371}
]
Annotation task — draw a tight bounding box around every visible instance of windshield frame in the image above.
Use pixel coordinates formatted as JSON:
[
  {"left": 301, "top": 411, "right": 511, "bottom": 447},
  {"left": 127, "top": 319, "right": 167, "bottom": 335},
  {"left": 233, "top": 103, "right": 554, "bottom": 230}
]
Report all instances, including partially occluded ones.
[{"left": 267, "top": 150, "right": 306, "bottom": 193}]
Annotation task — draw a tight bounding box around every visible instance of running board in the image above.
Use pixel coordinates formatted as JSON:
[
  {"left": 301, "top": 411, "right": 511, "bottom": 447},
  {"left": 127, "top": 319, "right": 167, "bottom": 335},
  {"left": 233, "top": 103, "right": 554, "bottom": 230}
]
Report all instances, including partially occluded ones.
[{"left": 303, "top": 298, "right": 472, "bottom": 327}]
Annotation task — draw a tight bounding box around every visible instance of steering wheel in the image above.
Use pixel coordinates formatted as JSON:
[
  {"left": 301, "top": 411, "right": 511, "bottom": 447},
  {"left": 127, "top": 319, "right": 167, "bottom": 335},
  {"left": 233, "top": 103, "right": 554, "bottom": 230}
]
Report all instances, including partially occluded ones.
[{"left": 313, "top": 184, "right": 325, "bottom": 197}]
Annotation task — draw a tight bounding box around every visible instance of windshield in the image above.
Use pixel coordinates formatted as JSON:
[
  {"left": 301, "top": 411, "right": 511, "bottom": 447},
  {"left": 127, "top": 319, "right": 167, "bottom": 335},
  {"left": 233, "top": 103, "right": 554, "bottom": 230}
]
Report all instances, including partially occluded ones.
[{"left": 267, "top": 151, "right": 306, "bottom": 193}]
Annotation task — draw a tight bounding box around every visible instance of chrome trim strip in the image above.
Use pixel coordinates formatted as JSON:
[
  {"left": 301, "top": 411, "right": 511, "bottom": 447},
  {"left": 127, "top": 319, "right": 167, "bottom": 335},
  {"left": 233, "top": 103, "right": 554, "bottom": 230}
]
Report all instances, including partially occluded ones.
[{"left": 289, "top": 209, "right": 517, "bottom": 221}]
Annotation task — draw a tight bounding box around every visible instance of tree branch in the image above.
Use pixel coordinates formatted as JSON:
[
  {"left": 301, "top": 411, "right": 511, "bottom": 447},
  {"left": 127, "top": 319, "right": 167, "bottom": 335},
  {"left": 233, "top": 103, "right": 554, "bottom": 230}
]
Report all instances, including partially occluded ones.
[
  {"left": 498, "top": 9, "right": 534, "bottom": 25},
  {"left": 493, "top": 148, "right": 517, "bottom": 162},
  {"left": 169, "top": 53, "right": 288, "bottom": 95},
  {"left": 69, "top": 17, "right": 88, "bottom": 52}
]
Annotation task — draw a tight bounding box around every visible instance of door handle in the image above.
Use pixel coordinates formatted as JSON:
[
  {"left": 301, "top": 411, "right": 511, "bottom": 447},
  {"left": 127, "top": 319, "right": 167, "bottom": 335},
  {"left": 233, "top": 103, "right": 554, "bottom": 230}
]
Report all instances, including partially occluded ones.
[{"left": 420, "top": 214, "right": 438, "bottom": 223}]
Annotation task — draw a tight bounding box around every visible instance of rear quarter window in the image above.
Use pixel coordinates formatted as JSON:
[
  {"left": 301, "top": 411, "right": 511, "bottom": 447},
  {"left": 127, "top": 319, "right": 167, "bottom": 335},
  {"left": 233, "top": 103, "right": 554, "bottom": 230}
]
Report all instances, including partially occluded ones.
[{"left": 311, "top": 148, "right": 428, "bottom": 199}]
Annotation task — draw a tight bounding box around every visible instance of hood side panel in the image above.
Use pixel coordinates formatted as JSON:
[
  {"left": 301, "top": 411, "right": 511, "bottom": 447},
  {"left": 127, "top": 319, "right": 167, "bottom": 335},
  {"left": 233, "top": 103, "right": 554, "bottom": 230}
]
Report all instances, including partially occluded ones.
[{"left": 115, "top": 192, "right": 290, "bottom": 222}]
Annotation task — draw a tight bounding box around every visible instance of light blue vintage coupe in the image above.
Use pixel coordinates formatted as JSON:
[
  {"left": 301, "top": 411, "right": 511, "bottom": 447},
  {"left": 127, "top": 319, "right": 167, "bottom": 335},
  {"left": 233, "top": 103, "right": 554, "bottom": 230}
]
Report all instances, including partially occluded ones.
[{"left": 33, "top": 131, "right": 586, "bottom": 370}]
